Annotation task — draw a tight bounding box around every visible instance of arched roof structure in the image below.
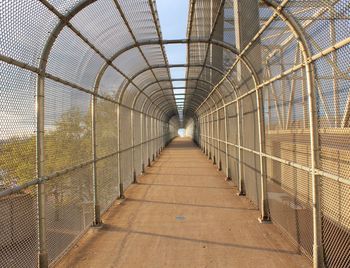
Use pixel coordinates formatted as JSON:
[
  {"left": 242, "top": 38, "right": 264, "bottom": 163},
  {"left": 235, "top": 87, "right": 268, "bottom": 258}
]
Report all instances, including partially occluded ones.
[{"left": 0, "top": 1, "right": 349, "bottom": 267}]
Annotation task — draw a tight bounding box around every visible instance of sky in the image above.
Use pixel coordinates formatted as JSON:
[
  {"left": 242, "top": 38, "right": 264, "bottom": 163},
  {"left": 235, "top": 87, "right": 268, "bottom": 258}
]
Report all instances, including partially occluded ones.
[{"left": 156, "top": 0, "right": 189, "bottom": 118}]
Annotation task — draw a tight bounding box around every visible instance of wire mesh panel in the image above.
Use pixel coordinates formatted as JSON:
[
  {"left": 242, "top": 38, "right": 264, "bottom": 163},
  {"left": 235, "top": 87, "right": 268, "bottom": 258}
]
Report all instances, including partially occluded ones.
[
  {"left": 96, "top": 99, "right": 118, "bottom": 158},
  {"left": 241, "top": 94, "right": 260, "bottom": 206},
  {"left": 46, "top": 164, "right": 93, "bottom": 264},
  {"left": 98, "top": 66, "right": 126, "bottom": 98},
  {"left": 44, "top": 79, "right": 94, "bottom": 264},
  {"left": 70, "top": 0, "right": 134, "bottom": 59},
  {"left": 44, "top": 79, "right": 92, "bottom": 173},
  {"left": 0, "top": 0, "right": 58, "bottom": 67},
  {"left": 0, "top": 186, "right": 38, "bottom": 268},
  {"left": 133, "top": 111, "right": 142, "bottom": 175},
  {"left": 306, "top": 1, "right": 350, "bottom": 265},
  {"left": 219, "top": 109, "right": 226, "bottom": 172},
  {"left": 46, "top": 26, "right": 105, "bottom": 91},
  {"left": 266, "top": 159, "right": 313, "bottom": 257},
  {"left": 141, "top": 114, "right": 148, "bottom": 166},
  {"left": 97, "top": 155, "right": 119, "bottom": 214},
  {"left": 0, "top": 63, "right": 37, "bottom": 187},
  {"left": 119, "top": 106, "right": 133, "bottom": 188},
  {"left": 226, "top": 103, "right": 239, "bottom": 184},
  {"left": 320, "top": 176, "right": 350, "bottom": 268}
]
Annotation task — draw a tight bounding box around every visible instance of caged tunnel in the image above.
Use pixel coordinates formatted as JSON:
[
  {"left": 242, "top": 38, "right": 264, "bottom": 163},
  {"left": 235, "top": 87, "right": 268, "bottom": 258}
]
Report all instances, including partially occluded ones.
[{"left": 0, "top": 0, "right": 349, "bottom": 267}]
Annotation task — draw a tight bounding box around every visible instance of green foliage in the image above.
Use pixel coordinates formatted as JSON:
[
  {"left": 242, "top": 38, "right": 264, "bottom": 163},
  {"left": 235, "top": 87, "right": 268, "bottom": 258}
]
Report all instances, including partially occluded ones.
[
  {"left": 0, "top": 107, "right": 92, "bottom": 187},
  {"left": 44, "top": 107, "right": 92, "bottom": 175},
  {"left": 0, "top": 101, "right": 120, "bottom": 196},
  {"left": 0, "top": 136, "right": 36, "bottom": 186}
]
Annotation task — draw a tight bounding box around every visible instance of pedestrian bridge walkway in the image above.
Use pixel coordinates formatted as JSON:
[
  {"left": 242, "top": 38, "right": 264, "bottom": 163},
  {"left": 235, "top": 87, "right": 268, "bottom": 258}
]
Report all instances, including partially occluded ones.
[
  {"left": 55, "top": 138, "right": 310, "bottom": 268},
  {"left": 0, "top": 0, "right": 349, "bottom": 267}
]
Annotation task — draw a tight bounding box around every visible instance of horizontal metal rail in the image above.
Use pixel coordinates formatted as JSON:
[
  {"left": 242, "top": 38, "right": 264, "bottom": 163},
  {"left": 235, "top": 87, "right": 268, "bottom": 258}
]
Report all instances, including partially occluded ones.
[
  {"left": 200, "top": 134, "right": 350, "bottom": 186},
  {"left": 197, "top": 36, "right": 350, "bottom": 118},
  {"left": 0, "top": 133, "right": 169, "bottom": 198}
]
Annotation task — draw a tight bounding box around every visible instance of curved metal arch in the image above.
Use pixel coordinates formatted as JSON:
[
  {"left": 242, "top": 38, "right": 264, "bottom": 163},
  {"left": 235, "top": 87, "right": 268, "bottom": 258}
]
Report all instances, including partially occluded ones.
[
  {"left": 37, "top": 0, "right": 240, "bottom": 122},
  {"left": 154, "top": 79, "right": 240, "bottom": 119},
  {"left": 162, "top": 106, "right": 199, "bottom": 121},
  {"left": 129, "top": 63, "right": 234, "bottom": 115},
  {"left": 115, "top": 42, "right": 241, "bottom": 114},
  {"left": 142, "top": 78, "right": 215, "bottom": 99},
  {"left": 183, "top": 112, "right": 199, "bottom": 126},
  {"left": 129, "top": 63, "right": 231, "bottom": 119},
  {"left": 119, "top": 63, "right": 232, "bottom": 103},
  {"left": 95, "top": 38, "right": 240, "bottom": 93},
  {"left": 157, "top": 96, "right": 204, "bottom": 112},
  {"left": 147, "top": 79, "right": 233, "bottom": 113},
  {"left": 152, "top": 98, "right": 205, "bottom": 123},
  {"left": 39, "top": 0, "right": 169, "bottom": 124},
  {"left": 151, "top": 88, "right": 213, "bottom": 105},
  {"left": 147, "top": 86, "right": 216, "bottom": 120},
  {"left": 142, "top": 64, "right": 231, "bottom": 96},
  {"left": 195, "top": 51, "right": 260, "bottom": 115},
  {"left": 152, "top": 91, "right": 215, "bottom": 120},
  {"left": 187, "top": 71, "right": 240, "bottom": 114},
  {"left": 259, "top": 1, "right": 321, "bottom": 265},
  {"left": 149, "top": 85, "right": 216, "bottom": 104},
  {"left": 197, "top": 80, "right": 238, "bottom": 115},
  {"left": 39, "top": 0, "right": 97, "bottom": 72},
  {"left": 158, "top": 108, "right": 176, "bottom": 122},
  {"left": 94, "top": 39, "right": 241, "bottom": 119}
]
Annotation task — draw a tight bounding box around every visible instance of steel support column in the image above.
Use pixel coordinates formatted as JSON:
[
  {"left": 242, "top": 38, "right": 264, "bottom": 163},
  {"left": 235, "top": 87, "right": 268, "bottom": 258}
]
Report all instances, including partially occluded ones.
[
  {"left": 117, "top": 104, "right": 124, "bottom": 199},
  {"left": 37, "top": 74, "right": 48, "bottom": 268},
  {"left": 91, "top": 95, "right": 101, "bottom": 226},
  {"left": 224, "top": 106, "right": 229, "bottom": 179},
  {"left": 237, "top": 100, "right": 245, "bottom": 196}
]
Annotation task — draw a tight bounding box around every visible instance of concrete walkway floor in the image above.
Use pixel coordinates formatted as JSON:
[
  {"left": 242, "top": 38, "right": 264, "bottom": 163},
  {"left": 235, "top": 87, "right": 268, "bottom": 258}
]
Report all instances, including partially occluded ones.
[{"left": 56, "top": 138, "right": 311, "bottom": 268}]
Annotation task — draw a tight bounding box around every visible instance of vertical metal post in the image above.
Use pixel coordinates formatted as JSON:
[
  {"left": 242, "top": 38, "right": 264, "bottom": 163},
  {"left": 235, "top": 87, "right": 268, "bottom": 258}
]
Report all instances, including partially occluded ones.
[
  {"left": 267, "top": 81, "right": 271, "bottom": 131},
  {"left": 216, "top": 110, "right": 221, "bottom": 170},
  {"left": 156, "top": 120, "right": 159, "bottom": 157},
  {"left": 131, "top": 109, "right": 136, "bottom": 183},
  {"left": 301, "top": 67, "right": 308, "bottom": 129},
  {"left": 37, "top": 74, "right": 48, "bottom": 268},
  {"left": 224, "top": 106, "right": 229, "bottom": 179},
  {"left": 202, "top": 117, "right": 206, "bottom": 154},
  {"left": 305, "top": 45, "right": 324, "bottom": 268},
  {"left": 237, "top": 100, "right": 245, "bottom": 196},
  {"left": 234, "top": 0, "right": 261, "bottom": 197},
  {"left": 280, "top": 48, "right": 286, "bottom": 129},
  {"left": 256, "top": 89, "right": 270, "bottom": 223},
  {"left": 92, "top": 95, "right": 101, "bottom": 225},
  {"left": 278, "top": 4, "right": 324, "bottom": 264},
  {"left": 202, "top": 117, "right": 204, "bottom": 152},
  {"left": 211, "top": 112, "right": 216, "bottom": 164},
  {"left": 202, "top": 117, "right": 205, "bottom": 152},
  {"left": 151, "top": 118, "right": 155, "bottom": 162},
  {"left": 207, "top": 114, "right": 211, "bottom": 160},
  {"left": 156, "top": 119, "right": 158, "bottom": 156},
  {"left": 330, "top": 9, "right": 339, "bottom": 127},
  {"left": 147, "top": 116, "right": 150, "bottom": 167},
  {"left": 140, "top": 113, "right": 145, "bottom": 173},
  {"left": 117, "top": 104, "right": 124, "bottom": 199}
]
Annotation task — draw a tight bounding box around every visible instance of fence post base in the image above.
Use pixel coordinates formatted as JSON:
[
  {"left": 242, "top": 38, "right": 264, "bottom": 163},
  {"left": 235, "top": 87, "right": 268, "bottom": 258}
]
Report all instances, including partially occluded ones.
[{"left": 119, "top": 183, "right": 125, "bottom": 199}]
